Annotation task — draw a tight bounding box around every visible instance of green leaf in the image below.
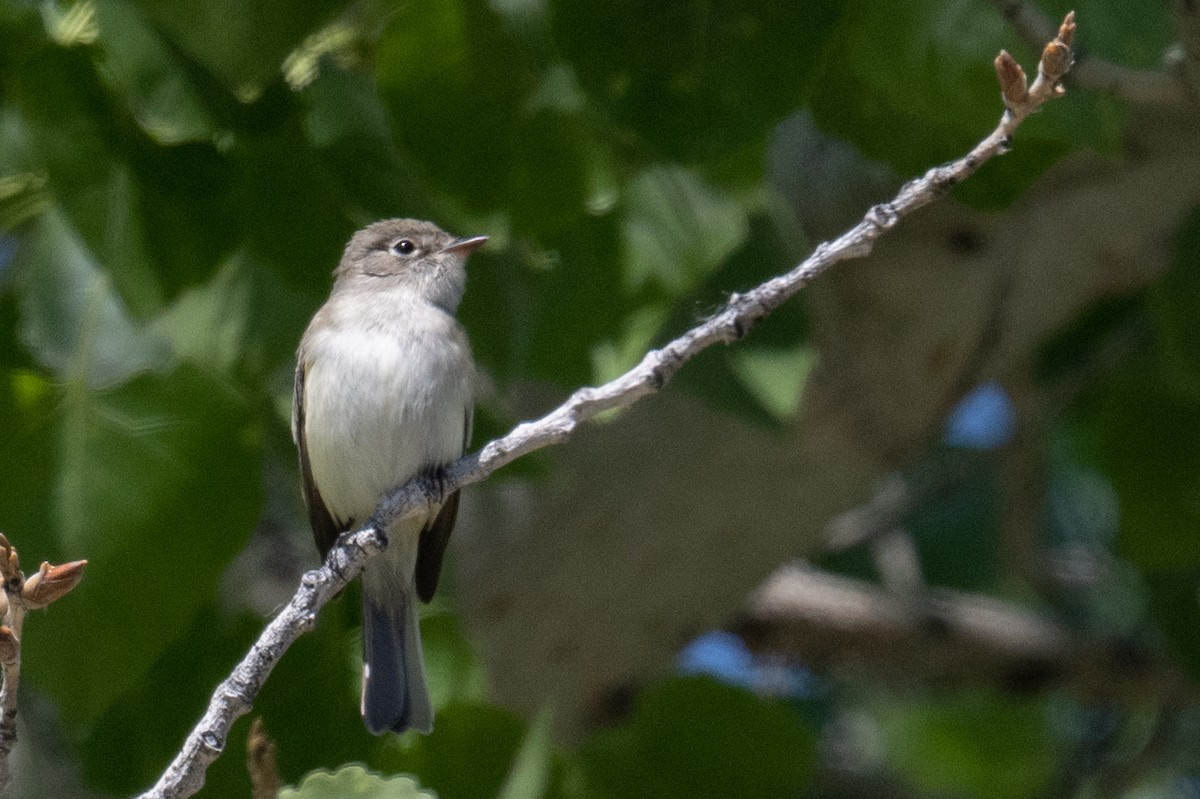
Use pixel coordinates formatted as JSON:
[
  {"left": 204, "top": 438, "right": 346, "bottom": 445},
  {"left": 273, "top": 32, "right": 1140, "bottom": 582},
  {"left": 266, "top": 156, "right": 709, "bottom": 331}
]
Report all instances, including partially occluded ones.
[
  {"left": 127, "top": 142, "right": 242, "bottom": 299},
  {"left": 421, "top": 610, "right": 489, "bottom": 711},
  {"left": 551, "top": 0, "right": 848, "bottom": 164},
  {"left": 879, "top": 691, "right": 1055, "bottom": 799},
  {"left": 90, "top": 0, "right": 218, "bottom": 143},
  {"left": 1095, "top": 376, "right": 1200, "bottom": 571},
  {"left": 591, "top": 305, "right": 670, "bottom": 385},
  {"left": 1036, "top": 296, "right": 1141, "bottom": 385},
  {"left": 581, "top": 676, "right": 814, "bottom": 799},
  {"left": 232, "top": 122, "right": 356, "bottom": 293},
  {"left": 508, "top": 107, "right": 594, "bottom": 236},
  {"left": 670, "top": 345, "right": 786, "bottom": 429},
  {"left": 10, "top": 45, "right": 175, "bottom": 316},
  {"left": 516, "top": 212, "right": 631, "bottom": 386},
  {"left": 383, "top": 703, "right": 527, "bottom": 799},
  {"left": 375, "top": 0, "right": 541, "bottom": 213},
  {"left": 0, "top": 2, "right": 45, "bottom": 73},
  {"left": 282, "top": 765, "right": 435, "bottom": 799},
  {"left": 1146, "top": 570, "right": 1200, "bottom": 683},
  {"left": 1148, "top": 206, "right": 1200, "bottom": 398},
  {"left": 300, "top": 65, "right": 426, "bottom": 220},
  {"left": 10, "top": 43, "right": 113, "bottom": 202},
  {"left": 1049, "top": 241, "right": 1200, "bottom": 573},
  {"left": 949, "top": 135, "right": 1073, "bottom": 210},
  {"left": 838, "top": 0, "right": 1009, "bottom": 134},
  {"left": 497, "top": 703, "right": 555, "bottom": 799},
  {"left": 907, "top": 450, "right": 1002, "bottom": 591},
  {"left": 0, "top": 171, "right": 49, "bottom": 231},
  {"left": 15, "top": 206, "right": 171, "bottom": 387},
  {"left": 23, "top": 363, "right": 261, "bottom": 725},
  {"left": 129, "top": 0, "right": 346, "bottom": 97},
  {"left": 150, "top": 252, "right": 253, "bottom": 375},
  {"left": 728, "top": 345, "right": 815, "bottom": 423},
  {"left": 77, "top": 607, "right": 262, "bottom": 794},
  {"left": 621, "top": 166, "right": 747, "bottom": 295},
  {"left": 0, "top": 366, "right": 60, "bottom": 556}
]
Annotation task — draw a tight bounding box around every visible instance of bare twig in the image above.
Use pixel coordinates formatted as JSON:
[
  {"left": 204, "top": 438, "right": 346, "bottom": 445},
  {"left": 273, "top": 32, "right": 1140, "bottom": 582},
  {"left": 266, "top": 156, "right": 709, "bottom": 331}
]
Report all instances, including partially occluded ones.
[
  {"left": 0, "top": 613, "right": 21, "bottom": 795},
  {"left": 135, "top": 17, "right": 1079, "bottom": 799}
]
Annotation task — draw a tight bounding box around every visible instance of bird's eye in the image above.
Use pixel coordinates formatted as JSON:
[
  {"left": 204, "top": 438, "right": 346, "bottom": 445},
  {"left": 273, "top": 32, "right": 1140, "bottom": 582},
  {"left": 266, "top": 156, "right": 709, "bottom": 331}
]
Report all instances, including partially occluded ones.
[{"left": 391, "top": 239, "right": 417, "bottom": 256}]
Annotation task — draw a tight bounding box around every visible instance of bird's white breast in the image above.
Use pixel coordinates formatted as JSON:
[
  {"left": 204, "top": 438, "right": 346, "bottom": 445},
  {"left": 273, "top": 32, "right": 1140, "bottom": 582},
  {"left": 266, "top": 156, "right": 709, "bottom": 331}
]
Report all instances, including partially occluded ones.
[{"left": 301, "top": 292, "right": 472, "bottom": 527}]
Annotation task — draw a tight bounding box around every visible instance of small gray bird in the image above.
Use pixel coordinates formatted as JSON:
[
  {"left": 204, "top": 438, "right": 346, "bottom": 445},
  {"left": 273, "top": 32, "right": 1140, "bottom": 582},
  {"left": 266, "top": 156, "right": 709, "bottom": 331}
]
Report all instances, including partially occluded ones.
[{"left": 292, "top": 219, "right": 485, "bottom": 734}]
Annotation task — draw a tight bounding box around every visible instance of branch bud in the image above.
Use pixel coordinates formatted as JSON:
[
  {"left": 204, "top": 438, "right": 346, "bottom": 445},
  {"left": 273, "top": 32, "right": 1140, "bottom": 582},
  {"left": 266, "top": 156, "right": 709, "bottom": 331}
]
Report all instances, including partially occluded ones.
[
  {"left": 1041, "top": 41, "right": 1074, "bottom": 81},
  {"left": 0, "top": 534, "right": 20, "bottom": 589},
  {"left": 0, "top": 626, "right": 18, "bottom": 667},
  {"left": 1041, "top": 12, "right": 1076, "bottom": 82},
  {"left": 1057, "top": 10, "right": 1076, "bottom": 49},
  {"left": 995, "top": 50, "right": 1029, "bottom": 107},
  {"left": 21, "top": 560, "right": 87, "bottom": 609}
]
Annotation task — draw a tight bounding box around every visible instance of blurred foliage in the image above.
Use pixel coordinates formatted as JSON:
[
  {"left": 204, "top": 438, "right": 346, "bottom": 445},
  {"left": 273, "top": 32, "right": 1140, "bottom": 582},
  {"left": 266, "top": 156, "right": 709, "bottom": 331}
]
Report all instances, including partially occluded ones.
[
  {"left": 0, "top": 0, "right": 1197, "bottom": 797},
  {"left": 580, "top": 676, "right": 816, "bottom": 799},
  {"left": 879, "top": 691, "right": 1058, "bottom": 799}
]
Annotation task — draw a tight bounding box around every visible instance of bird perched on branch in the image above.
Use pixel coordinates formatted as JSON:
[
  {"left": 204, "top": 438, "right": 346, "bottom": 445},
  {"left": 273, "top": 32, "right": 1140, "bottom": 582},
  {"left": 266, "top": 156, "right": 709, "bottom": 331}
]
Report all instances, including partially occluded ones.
[{"left": 292, "top": 218, "right": 485, "bottom": 734}]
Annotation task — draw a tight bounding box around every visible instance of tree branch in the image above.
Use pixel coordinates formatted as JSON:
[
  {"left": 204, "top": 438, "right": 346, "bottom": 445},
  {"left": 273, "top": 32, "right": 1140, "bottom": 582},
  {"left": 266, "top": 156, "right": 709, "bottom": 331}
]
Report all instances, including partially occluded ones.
[
  {"left": 135, "top": 16, "right": 1080, "bottom": 799},
  {"left": 734, "top": 563, "right": 1192, "bottom": 702},
  {"left": 0, "top": 536, "right": 86, "bottom": 794},
  {"left": 993, "top": 0, "right": 1194, "bottom": 106},
  {"left": 0, "top": 605, "right": 22, "bottom": 795}
]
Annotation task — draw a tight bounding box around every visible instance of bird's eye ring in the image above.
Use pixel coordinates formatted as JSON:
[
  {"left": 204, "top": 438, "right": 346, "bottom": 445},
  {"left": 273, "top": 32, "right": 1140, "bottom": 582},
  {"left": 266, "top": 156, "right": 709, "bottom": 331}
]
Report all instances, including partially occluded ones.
[{"left": 391, "top": 239, "right": 417, "bottom": 256}]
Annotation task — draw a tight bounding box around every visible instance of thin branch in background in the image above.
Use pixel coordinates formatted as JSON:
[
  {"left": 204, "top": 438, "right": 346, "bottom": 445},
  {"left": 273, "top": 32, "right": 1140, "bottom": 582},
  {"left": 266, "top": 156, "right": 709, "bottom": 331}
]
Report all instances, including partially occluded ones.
[
  {"left": 0, "top": 534, "right": 87, "bottom": 794},
  {"left": 868, "top": 528, "right": 925, "bottom": 596},
  {"left": 734, "top": 563, "right": 1192, "bottom": 702},
  {"left": 993, "top": 0, "right": 1193, "bottom": 106},
  {"left": 134, "top": 15, "right": 1081, "bottom": 799}
]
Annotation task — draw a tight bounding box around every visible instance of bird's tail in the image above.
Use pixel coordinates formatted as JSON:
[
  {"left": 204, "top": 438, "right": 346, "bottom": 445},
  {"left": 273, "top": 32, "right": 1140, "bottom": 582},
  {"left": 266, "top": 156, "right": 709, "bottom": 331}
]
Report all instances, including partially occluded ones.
[{"left": 361, "top": 588, "right": 433, "bottom": 735}]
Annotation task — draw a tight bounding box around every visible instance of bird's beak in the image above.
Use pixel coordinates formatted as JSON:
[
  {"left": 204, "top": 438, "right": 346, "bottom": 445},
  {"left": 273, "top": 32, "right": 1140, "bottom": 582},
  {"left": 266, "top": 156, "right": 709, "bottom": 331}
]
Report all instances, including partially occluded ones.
[{"left": 441, "top": 235, "right": 488, "bottom": 257}]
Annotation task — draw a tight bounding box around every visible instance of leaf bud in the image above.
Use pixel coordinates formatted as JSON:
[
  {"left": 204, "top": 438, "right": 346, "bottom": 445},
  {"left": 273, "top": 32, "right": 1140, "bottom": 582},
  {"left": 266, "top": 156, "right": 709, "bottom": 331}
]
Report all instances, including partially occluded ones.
[{"left": 21, "top": 560, "right": 87, "bottom": 609}]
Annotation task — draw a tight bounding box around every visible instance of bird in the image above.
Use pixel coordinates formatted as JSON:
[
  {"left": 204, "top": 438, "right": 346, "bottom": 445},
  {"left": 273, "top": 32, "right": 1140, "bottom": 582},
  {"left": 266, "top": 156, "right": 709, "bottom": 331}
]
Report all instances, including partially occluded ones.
[{"left": 292, "top": 218, "right": 485, "bottom": 734}]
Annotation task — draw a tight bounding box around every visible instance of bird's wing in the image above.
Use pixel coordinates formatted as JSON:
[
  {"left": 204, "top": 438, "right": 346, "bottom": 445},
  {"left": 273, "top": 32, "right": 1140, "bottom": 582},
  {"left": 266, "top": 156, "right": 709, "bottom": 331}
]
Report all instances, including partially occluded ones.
[
  {"left": 294, "top": 358, "right": 344, "bottom": 559},
  {"left": 414, "top": 405, "right": 472, "bottom": 603}
]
